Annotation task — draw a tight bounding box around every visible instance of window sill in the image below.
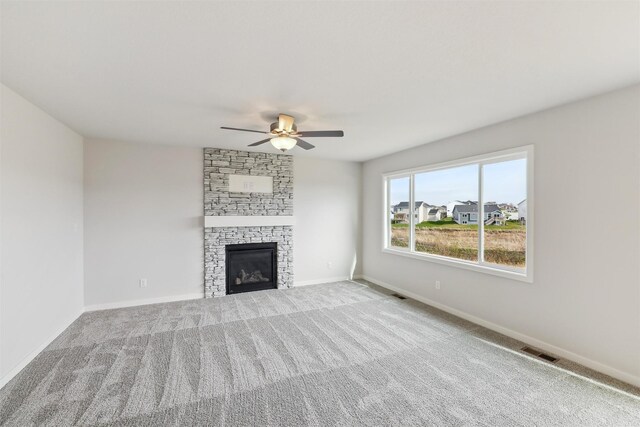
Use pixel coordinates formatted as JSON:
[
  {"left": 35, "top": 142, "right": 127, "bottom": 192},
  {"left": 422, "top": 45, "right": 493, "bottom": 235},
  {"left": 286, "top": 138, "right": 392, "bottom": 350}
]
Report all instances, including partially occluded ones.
[{"left": 382, "top": 247, "right": 532, "bottom": 283}]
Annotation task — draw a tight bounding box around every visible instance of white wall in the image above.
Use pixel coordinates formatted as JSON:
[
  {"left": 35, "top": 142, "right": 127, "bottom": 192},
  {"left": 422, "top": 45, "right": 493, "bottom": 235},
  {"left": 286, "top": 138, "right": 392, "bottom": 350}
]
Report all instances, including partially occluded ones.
[
  {"left": 83, "top": 140, "right": 363, "bottom": 307},
  {"left": 362, "top": 85, "right": 640, "bottom": 385},
  {"left": 0, "top": 84, "right": 84, "bottom": 386},
  {"left": 294, "top": 157, "right": 362, "bottom": 285},
  {"left": 83, "top": 139, "right": 204, "bottom": 308}
]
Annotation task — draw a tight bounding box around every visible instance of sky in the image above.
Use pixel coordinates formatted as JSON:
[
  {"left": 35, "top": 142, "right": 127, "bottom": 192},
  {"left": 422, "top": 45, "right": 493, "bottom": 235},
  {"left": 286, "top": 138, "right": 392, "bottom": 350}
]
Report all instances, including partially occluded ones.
[{"left": 389, "top": 158, "right": 526, "bottom": 206}]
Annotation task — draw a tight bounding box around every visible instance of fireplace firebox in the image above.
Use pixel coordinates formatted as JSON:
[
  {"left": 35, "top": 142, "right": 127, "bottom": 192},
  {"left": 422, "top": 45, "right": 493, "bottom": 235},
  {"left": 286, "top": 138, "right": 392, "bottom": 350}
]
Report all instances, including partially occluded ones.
[{"left": 225, "top": 242, "right": 278, "bottom": 294}]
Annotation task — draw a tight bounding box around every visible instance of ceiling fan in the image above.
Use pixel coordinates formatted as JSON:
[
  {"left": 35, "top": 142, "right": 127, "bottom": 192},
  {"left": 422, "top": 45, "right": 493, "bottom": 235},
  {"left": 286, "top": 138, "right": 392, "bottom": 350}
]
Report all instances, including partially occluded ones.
[{"left": 221, "top": 113, "right": 344, "bottom": 152}]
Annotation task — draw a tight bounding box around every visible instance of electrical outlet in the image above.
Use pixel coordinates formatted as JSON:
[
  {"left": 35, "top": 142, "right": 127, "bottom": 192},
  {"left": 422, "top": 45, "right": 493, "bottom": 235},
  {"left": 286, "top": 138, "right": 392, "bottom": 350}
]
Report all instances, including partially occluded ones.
[
  {"left": 435, "top": 280, "right": 441, "bottom": 290},
  {"left": 139, "top": 278, "right": 148, "bottom": 288},
  {"left": 327, "top": 261, "right": 333, "bottom": 270}
]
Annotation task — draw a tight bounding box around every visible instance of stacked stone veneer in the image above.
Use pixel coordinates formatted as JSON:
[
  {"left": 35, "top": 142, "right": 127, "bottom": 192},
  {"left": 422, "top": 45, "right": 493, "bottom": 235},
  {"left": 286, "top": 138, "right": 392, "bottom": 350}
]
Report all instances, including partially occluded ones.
[{"left": 204, "top": 148, "right": 294, "bottom": 297}]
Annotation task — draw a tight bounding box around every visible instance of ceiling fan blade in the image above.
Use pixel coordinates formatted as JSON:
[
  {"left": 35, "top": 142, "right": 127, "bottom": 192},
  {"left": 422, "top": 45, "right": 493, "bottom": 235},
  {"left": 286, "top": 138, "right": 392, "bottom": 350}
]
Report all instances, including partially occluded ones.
[
  {"left": 299, "top": 130, "right": 344, "bottom": 138},
  {"left": 221, "top": 126, "right": 268, "bottom": 134},
  {"left": 278, "top": 114, "right": 295, "bottom": 132},
  {"left": 295, "top": 138, "right": 315, "bottom": 150},
  {"left": 248, "top": 138, "right": 271, "bottom": 147}
]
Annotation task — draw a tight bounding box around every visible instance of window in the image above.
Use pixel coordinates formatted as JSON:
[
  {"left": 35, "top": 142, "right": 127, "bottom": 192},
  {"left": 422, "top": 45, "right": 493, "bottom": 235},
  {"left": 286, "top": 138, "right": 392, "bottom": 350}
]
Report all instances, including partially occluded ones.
[
  {"left": 388, "top": 176, "right": 410, "bottom": 249},
  {"left": 384, "top": 146, "right": 533, "bottom": 282},
  {"left": 482, "top": 158, "right": 527, "bottom": 268},
  {"left": 414, "top": 164, "right": 479, "bottom": 262}
]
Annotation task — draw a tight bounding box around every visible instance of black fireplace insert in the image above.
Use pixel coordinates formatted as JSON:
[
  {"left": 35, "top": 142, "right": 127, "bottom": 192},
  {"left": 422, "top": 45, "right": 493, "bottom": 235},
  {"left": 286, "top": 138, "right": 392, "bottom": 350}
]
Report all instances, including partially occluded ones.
[{"left": 225, "top": 242, "right": 278, "bottom": 294}]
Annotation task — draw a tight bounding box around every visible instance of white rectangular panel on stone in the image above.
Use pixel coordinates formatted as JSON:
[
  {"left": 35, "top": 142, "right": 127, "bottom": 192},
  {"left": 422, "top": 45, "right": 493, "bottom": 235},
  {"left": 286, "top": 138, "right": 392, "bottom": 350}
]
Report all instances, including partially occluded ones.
[{"left": 228, "top": 174, "right": 273, "bottom": 193}]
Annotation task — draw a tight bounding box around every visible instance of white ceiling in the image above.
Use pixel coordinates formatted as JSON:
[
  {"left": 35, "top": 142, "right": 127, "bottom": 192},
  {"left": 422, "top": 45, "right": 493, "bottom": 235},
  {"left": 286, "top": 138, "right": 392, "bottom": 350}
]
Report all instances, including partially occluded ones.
[{"left": 2, "top": 1, "right": 638, "bottom": 161}]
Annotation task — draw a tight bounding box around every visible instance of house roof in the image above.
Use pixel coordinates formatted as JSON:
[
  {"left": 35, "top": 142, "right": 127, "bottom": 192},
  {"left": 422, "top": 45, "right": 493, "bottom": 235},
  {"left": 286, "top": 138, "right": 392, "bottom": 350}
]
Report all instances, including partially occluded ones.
[
  {"left": 395, "top": 201, "right": 431, "bottom": 209},
  {"left": 428, "top": 208, "right": 439, "bottom": 214},
  {"left": 452, "top": 204, "right": 501, "bottom": 214},
  {"left": 448, "top": 200, "right": 478, "bottom": 206}
]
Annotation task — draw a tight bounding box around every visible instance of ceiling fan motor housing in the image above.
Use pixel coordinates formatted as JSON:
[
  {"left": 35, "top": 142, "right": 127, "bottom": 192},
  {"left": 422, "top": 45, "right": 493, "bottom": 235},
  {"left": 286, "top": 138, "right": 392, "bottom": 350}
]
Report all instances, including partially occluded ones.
[{"left": 270, "top": 121, "right": 297, "bottom": 136}]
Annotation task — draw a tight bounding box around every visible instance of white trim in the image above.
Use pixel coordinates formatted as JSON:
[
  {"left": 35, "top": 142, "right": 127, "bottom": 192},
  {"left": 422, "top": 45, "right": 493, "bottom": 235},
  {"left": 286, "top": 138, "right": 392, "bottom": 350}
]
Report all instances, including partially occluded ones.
[
  {"left": 384, "top": 176, "right": 390, "bottom": 248},
  {"left": 525, "top": 146, "right": 534, "bottom": 279},
  {"left": 204, "top": 216, "right": 295, "bottom": 228},
  {"left": 294, "top": 276, "right": 353, "bottom": 287},
  {"left": 359, "top": 275, "right": 640, "bottom": 388},
  {"left": 382, "top": 145, "right": 532, "bottom": 178},
  {"left": 84, "top": 293, "right": 204, "bottom": 312},
  {"left": 382, "top": 247, "right": 530, "bottom": 282},
  {"left": 0, "top": 308, "right": 84, "bottom": 389}
]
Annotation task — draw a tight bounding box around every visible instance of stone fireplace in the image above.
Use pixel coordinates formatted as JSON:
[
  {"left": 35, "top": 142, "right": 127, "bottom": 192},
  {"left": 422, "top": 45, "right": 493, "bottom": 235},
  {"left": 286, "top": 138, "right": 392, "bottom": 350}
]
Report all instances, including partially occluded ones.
[{"left": 203, "top": 148, "right": 294, "bottom": 297}]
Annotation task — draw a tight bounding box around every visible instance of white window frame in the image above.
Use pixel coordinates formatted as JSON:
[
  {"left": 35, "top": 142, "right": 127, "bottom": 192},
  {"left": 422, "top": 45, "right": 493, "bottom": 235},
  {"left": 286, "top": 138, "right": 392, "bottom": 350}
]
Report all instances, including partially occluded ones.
[{"left": 383, "top": 145, "right": 534, "bottom": 283}]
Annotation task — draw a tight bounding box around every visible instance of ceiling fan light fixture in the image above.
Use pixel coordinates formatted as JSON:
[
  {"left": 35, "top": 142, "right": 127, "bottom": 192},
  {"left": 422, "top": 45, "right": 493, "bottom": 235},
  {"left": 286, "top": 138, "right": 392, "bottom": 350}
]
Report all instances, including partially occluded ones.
[
  {"left": 270, "top": 136, "right": 297, "bottom": 152},
  {"left": 221, "top": 113, "right": 343, "bottom": 151}
]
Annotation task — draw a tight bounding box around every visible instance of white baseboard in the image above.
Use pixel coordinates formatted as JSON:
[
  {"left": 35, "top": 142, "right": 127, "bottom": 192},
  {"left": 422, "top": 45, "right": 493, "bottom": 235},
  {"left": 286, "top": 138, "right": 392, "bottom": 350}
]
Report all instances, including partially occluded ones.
[
  {"left": 294, "top": 276, "right": 353, "bottom": 287},
  {"left": 84, "top": 292, "right": 204, "bottom": 312},
  {"left": 359, "top": 275, "right": 640, "bottom": 388},
  {"left": 0, "top": 308, "right": 84, "bottom": 390}
]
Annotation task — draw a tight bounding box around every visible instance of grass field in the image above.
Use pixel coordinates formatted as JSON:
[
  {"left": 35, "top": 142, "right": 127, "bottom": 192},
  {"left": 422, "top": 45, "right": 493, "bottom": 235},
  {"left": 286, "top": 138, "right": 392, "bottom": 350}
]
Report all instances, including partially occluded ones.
[{"left": 390, "top": 218, "right": 525, "bottom": 267}]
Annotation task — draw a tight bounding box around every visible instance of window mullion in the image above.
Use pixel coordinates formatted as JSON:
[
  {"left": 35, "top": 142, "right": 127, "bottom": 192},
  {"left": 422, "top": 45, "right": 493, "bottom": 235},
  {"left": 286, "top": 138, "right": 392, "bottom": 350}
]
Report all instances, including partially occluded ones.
[
  {"left": 385, "top": 178, "right": 391, "bottom": 248},
  {"left": 409, "top": 174, "right": 416, "bottom": 253},
  {"left": 478, "top": 164, "right": 484, "bottom": 264}
]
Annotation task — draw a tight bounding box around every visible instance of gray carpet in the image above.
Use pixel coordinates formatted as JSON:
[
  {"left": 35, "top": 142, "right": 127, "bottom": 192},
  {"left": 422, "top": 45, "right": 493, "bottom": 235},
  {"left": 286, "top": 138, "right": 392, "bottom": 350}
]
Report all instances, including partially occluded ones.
[{"left": 1, "top": 280, "right": 638, "bottom": 426}]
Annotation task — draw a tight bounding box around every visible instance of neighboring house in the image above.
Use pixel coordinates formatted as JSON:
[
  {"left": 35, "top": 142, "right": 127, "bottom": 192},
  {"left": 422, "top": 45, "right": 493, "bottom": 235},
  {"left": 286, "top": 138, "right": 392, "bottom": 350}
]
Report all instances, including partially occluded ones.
[
  {"left": 446, "top": 200, "right": 464, "bottom": 217},
  {"left": 506, "top": 211, "right": 519, "bottom": 221},
  {"left": 498, "top": 203, "right": 520, "bottom": 221},
  {"left": 518, "top": 199, "right": 527, "bottom": 224},
  {"left": 498, "top": 203, "right": 518, "bottom": 221},
  {"left": 390, "top": 208, "right": 402, "bottom": 223},
  {"left": 426, "top": 208, "right": 443, "bottom": 221},
  {"left": 452, "top": 204, "right": 504, "bottom": 225},
  {"left": 446, "top": 200, "right": 476, "bottom": 217},
  {"left": 498, "top": 203, "right": 517, "bottom": 212},
  {"left": 394, "top": 201, "right": 432, "bottom": 223},
  {"left": 393, "top": 212, "right": 408, "bottom": 223}
]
